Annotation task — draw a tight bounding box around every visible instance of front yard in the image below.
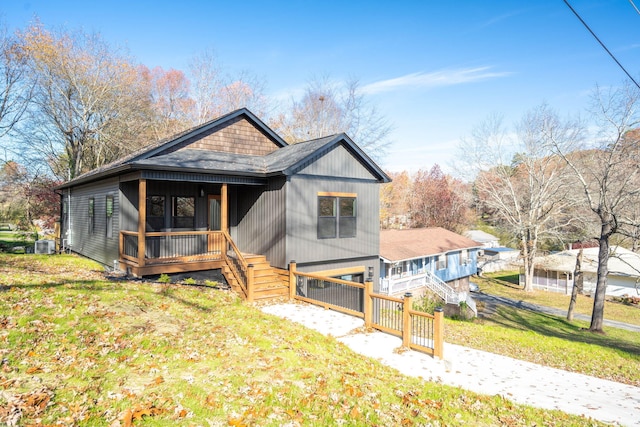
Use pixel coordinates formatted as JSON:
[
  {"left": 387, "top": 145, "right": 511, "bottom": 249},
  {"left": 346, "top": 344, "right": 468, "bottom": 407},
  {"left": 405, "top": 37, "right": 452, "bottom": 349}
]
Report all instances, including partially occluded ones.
[{"left": 0, "top": 254, "right": 607, "bottom": 426}]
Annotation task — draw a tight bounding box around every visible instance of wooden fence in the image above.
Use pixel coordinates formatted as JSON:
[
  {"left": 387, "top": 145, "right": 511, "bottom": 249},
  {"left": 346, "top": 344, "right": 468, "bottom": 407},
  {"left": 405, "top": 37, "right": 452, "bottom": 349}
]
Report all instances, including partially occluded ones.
[{"left": 289, "top": 262, "right": 444, "bottom": 358}]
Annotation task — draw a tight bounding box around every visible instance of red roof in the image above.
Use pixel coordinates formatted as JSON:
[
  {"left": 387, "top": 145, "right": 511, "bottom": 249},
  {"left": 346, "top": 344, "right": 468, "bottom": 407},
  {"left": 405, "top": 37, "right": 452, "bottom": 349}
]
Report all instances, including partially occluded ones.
[{"left": 380, "top": 227, "right": 481, "bottom": 262}]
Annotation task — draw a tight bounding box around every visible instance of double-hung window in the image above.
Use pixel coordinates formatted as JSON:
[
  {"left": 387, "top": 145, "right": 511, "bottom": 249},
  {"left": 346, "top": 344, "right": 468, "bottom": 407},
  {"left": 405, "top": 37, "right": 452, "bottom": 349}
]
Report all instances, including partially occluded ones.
[
  {"left": 146, "top": 196, "right": 165, "bottom": 231},
  {"left": 317, "top": 192, "right": 357, "bottom": 239},
  {"left": 106, "top": 195, "right": 114, "bottom": 238},
  {"left": 172, "top": 196, "right": 195, "bottom": 229}
]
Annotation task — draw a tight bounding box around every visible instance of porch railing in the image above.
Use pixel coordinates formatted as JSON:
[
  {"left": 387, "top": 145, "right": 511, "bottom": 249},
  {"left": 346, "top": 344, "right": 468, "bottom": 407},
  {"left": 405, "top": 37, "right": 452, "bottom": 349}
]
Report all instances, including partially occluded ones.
[
  {"left": 120, "top": 230, "right": 225, "bottom": 264},
  {"left": 120, "top": 230, "right": 251, "bottom": 298},
  {"left": 289, "top": 262, "right": 444, "bottom": 357}
]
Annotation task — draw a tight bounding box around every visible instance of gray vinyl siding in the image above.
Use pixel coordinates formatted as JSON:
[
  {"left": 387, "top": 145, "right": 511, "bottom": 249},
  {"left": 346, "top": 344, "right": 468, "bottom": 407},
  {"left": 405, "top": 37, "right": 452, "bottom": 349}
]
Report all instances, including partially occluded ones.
[
  {"left": 286, "top": 175, "right": 380, "bottom": 268},
  {"left": 285, "top": 142, "right": 382, "bottom": 272},
  {"left": 234, "top": 177, "right": 287, "bottom": 268},
  {"left": 66, "top": 178, "right": 120, "bottom": 267},
  {"left": 295, "top": 144, "right": 376, "bottom": 180}
]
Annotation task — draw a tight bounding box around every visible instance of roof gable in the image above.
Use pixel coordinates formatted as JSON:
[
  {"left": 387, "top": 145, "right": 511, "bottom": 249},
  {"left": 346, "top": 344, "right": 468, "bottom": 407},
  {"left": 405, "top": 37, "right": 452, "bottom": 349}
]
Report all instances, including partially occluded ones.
[
  {"left": 132, "top": 108, "right": 286, "bottom": 162},
  {"left": 57, "top": 109, "right": 390, "bottom": 188},
  {"left": 380, "top": 227, "right": 482, "bottom": 262},
  {"left": 267, "top": 134, "right": 390, "bottom": 182},
  {"left": 158, "top": 114, "right": 283, "bottom": 158}
]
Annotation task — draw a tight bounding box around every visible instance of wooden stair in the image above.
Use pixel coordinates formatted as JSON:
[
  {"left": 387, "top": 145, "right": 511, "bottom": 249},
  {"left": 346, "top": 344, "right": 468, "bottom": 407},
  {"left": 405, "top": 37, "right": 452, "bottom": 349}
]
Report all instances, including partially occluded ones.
[
  {"left": 244, "top": 254, "right": 289, "bottom": 301},
  {"left": 221, "top": 254, "right": 289, "bottom": 301}
]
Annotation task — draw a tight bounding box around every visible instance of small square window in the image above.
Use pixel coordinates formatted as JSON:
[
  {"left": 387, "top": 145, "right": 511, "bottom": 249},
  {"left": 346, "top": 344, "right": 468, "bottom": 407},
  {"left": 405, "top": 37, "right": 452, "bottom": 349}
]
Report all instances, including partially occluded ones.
[{"left": 317, "top": 194, "right": 357, "bottom": 239}]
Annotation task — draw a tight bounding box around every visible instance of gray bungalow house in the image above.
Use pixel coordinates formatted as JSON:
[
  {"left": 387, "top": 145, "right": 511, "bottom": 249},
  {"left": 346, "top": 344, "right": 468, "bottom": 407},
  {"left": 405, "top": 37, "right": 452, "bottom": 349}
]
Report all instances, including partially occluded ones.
[{"left": 57, "top": 108, "right": 390, "bottom": 300}]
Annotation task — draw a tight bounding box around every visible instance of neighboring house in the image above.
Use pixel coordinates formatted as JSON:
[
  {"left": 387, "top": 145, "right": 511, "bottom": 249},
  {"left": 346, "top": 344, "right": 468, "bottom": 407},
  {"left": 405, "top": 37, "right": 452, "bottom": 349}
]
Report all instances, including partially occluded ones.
[
  {"left": 464, "top": 230, "right": 519, "bottom": 273},
  {"left": 464, "top": 230, "right": 500, "bottom": 248},
  {"left": 477, "top": 247, "right": 520, "bottom": 274},
  {"left": 523, "top": 246, "right": 640, "bottom": 296},
  {"left": 379, "top": 227, "right": 482, "bottom": 311},
  {"left": 57, "top": 108, "right": 390, "bottom": 299}
]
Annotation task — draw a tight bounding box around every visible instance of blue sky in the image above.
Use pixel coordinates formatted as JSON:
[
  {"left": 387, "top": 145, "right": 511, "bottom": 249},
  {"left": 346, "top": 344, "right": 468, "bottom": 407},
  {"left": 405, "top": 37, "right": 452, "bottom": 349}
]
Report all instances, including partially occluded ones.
[{"left": 3, "top": 0, "right": 640, "bottom": 173}]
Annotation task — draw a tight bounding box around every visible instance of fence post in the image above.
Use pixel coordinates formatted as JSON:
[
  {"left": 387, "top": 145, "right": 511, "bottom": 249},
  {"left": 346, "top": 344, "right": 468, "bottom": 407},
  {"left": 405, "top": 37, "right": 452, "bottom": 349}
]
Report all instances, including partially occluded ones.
[
  {"left": 364, "top": 280, "right": 373, "bottom": 328},
  {"left": 289, "top": 260, "right": 297, "bottom": 300},
  {"left": 402, "top": 292, "right": 413, "bottom": 348},
  {"left": 433, "top": 307, "right": 444, "bottom": 359},
  {"left": 247, "top": 264, "right": 255, "bottom": 302}
]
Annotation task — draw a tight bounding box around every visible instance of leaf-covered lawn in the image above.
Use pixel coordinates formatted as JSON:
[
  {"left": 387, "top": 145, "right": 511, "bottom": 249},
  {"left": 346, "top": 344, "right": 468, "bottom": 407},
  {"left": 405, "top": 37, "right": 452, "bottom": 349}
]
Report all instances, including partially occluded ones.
[{"left": 1, "top": 254, "right": 606, "bottom": 426}]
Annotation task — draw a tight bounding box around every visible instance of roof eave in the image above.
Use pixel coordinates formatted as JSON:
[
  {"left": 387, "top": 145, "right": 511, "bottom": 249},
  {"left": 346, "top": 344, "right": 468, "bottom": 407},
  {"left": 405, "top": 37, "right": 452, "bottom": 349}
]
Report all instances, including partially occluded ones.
[{"left": 55, "top": 164, "right": 133, "bottom": 190}]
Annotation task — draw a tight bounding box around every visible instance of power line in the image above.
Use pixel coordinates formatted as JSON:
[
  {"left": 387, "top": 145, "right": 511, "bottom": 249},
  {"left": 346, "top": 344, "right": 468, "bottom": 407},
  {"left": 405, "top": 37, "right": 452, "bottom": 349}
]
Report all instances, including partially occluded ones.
[
  {"left": 629, "top": 0, "right": 640, "bottom": 16},
  {"left": 563, "top": 0, "right": 640, "bottom": 90}
]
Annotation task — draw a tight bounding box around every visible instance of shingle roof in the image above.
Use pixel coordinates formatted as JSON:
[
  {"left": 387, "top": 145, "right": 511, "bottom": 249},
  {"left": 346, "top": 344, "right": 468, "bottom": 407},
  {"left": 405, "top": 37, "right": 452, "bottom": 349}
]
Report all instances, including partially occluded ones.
[
  {"left": 57, "top": 109, "right": 390, "bottom": 189},
  {"left": 380, "top": 228, "right": 482, "bottom": 262}
]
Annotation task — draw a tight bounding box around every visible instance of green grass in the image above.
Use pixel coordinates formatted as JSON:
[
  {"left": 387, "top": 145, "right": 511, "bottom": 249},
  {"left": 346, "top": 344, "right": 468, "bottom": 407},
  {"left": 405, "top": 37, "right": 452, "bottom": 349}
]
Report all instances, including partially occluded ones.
[
  {"left": 443, "top": 271, "right": 640, "bottom": 386},
  {"left": 0, "top": 254, "right": 606, "bottom": 426},
  {"left": 0, "top": 229, "right": 37, "bottom": 252},
  {"left": 480, "top": 270, "right": 640, "bottom": 326}
]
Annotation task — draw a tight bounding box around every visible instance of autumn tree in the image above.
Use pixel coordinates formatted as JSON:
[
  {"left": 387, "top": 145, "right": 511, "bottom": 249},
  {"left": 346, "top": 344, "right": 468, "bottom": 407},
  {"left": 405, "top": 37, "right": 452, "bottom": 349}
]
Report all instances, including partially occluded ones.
[
  {"left": 17, "top": 22, "right": 151, "bottom": 179},
  {"left": 0, "top": 160, "right": 58, "bottom": 233},
  {"left": 546, "top": 83, "right": 640, "bottom": 332},
  {"left": 272, "top": 76, "right": 393, "bottom": 161},
  {"left": 458, "top": 108, "right": 580, "bottom": 292},
  {"left": 380, "top": 170, "right": 412, "bottom": 229},
  {"left": 410, "top": 165, "right": 471, "bottom": 232},
  {"left": 139, "top": 65, "right": 194, "bottom": 139}
]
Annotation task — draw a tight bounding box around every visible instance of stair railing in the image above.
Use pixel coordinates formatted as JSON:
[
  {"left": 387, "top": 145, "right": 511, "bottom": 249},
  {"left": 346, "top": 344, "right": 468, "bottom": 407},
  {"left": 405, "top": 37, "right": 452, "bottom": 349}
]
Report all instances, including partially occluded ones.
[
  {"left": 222, "top": 231, "right": 252, "bottom": 299},
  {"left": 423, "top": 269, "right": 459, "bottom": 305}
]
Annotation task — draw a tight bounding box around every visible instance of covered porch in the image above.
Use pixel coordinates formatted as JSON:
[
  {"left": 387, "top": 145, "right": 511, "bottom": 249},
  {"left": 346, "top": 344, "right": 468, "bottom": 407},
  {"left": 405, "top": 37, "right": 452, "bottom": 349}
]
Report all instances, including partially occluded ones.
[{"left": 116, "top": 174, "right": 287, "bottom": 300}]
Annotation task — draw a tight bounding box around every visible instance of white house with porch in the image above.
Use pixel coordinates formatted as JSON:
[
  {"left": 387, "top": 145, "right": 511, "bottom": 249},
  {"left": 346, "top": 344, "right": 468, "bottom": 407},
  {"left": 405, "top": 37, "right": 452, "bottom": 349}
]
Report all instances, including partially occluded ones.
[{"left": 523, "top": 246, "right": 640, "bottom": 296}]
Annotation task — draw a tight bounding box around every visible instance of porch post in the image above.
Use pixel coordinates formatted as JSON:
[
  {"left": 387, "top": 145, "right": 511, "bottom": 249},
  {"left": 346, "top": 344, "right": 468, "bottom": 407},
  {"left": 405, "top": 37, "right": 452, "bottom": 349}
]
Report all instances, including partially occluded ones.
[
  {"left": 433, "top": 307, "right": 444, "bottom": 359},
  {"left": 402, "top": 292, "right": 413, "bottom": 348},
  {"left": 138, "top": 179, "right": 146, "bottom": 267},
  {"left": 289, "top": 260, "right": 297, "bottom": 300},
  {"left": 247, "top": 264, "right": 255, "bottom": 302},
  {"left": 221, "top": 183, "right": 228, "bottom": 233},
  {"left": 364, "top": 280, "right": 373, "bottom": 328}
]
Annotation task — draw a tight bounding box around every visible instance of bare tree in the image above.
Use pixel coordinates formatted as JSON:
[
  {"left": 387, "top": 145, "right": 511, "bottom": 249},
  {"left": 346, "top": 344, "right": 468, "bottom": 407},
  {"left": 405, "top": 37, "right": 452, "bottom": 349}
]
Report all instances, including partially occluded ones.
[
  {"left": 188, "top": 49, "right": 270, "bottom": 124},
  {"left": 546, "top": 83, "right": 640, "bottom": 332},
  {"left": 458, "top": 107, "right": 580, "bottom": 292},
  {"left": 18, "top": 22, "right": 151, "bottom": 179},
  {"left": 0, "top": 23, "right": 31, "bottom": 141},
  {"left": 272, "top": 76, "right": 393, "bottom": 161}
]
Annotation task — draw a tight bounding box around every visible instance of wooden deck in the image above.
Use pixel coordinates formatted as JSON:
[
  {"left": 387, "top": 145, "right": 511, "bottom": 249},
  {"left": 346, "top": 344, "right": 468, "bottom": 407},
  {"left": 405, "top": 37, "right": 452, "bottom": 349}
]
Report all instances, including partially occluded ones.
[{"left": 119, "top": 230, "right": 288, "bottom": 301}]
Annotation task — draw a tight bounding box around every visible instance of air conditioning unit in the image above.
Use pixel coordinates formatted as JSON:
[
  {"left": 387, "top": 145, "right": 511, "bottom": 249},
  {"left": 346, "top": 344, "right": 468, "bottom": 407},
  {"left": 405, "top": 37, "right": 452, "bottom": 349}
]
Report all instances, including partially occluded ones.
[{"left": 35, "top": 239, "right": 56, "bottom": 254}]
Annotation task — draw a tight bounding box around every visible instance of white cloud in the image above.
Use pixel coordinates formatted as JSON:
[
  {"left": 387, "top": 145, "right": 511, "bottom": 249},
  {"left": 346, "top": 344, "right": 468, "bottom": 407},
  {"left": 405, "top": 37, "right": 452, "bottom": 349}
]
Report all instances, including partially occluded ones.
[{"left": 361, "top": 67, "right": 512, "bottom": 94}]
